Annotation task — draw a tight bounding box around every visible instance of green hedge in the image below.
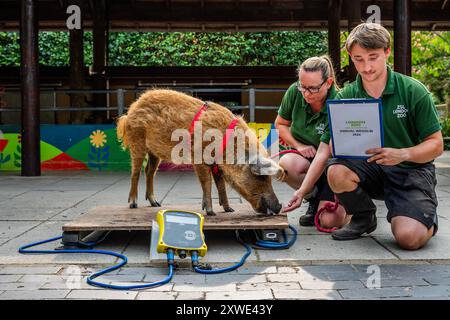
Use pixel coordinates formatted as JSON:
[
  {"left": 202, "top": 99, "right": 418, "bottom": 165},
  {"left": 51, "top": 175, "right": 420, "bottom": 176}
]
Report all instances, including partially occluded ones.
[
  {"left": 0, "top": 31, "right": 328, "bottom": 67},
  {"left": 1, "top": 30, "right": 448, "bottom": 104}
]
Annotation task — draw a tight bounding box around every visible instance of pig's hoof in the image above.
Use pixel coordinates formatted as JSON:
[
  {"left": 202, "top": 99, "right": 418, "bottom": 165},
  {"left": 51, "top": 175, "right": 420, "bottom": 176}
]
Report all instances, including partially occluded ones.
[
  {"left": 224, "top": 207, "right": 235, "bottom": 213},
  {"left": 129, "top": 203, "right": 138, "bottom": 209},
  {"left": 150, "top": 200, "right": 161, "bottom": 207},
  {"left": 206, "top": 211, "right": 216, "bottom": 216}
]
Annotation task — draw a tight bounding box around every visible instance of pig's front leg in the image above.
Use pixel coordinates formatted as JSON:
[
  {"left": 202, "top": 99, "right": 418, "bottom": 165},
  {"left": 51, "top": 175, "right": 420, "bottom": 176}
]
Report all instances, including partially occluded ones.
[
  {"left": 194, "top": 164, "right": 216, "bottom": 216},
  {"left": 212, "top": 172, "right": 234, "bottom": 213}
]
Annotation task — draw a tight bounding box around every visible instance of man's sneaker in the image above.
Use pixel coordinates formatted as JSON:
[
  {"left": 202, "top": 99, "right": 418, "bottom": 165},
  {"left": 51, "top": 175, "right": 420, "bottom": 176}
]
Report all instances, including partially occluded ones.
[{"left": 299, "top": 197, "right": 320, "bottom": 227}]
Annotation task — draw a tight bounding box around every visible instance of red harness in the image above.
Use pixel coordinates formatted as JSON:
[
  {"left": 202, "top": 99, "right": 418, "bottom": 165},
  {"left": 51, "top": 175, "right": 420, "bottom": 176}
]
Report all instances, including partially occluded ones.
[
  {"left": 189, "top": 103, "right": 209, "bottom": 135},
  {"left": 189, "top": 102, "right": 239, "bottom": 176}
]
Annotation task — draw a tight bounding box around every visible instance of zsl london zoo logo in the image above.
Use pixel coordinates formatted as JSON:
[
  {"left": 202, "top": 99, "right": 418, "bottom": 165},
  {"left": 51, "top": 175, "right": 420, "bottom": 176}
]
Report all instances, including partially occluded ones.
[{"left": 393, "top": 105, "right": 408, "bottom": 118}]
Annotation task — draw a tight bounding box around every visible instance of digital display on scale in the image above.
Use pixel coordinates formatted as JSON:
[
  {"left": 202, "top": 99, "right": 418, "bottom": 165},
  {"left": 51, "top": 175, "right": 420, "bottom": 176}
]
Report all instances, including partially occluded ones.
[{"left": 166, "top": 214, "right": 199, "bottom": 225}]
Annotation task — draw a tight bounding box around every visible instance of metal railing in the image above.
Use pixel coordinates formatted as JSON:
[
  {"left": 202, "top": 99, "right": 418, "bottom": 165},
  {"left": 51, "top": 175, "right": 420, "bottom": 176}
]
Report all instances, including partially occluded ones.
[{"left": 0, "top": 87, "right": 287, "bottom": 122}]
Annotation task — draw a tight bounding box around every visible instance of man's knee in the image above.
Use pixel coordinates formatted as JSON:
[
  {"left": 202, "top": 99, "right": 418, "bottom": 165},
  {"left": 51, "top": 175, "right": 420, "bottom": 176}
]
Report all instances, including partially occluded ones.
[
  {"left": 392, "top": 224, "right": 432, "bottom": 250},
  {"left": 326, "top": 165, "right": 359, "bottom": 193}
]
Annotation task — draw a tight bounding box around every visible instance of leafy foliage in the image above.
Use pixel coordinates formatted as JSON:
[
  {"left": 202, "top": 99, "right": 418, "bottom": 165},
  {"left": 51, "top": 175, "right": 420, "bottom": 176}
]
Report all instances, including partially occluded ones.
[
  {"left": 106, "top": 31, "right": 328, "bottom": 66},
  {"left": 411, "top": 31, "right": 450, "bottom": 105},
  {"left": 0, "top": 31, "right": 328, "bottom": 67},
  {"left": 0, "top": 30, "right": 448, "bottom": 104}
]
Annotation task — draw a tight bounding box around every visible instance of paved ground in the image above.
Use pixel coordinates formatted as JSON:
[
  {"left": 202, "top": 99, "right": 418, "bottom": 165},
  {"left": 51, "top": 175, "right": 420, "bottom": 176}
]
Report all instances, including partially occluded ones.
[{"left": 1, "top": 152, "right": 450, "bottom": 300}]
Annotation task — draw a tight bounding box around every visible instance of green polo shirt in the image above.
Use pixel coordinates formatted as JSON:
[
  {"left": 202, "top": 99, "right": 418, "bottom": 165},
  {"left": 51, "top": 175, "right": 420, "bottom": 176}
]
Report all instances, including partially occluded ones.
[
  {"left": 321, "top": 67, "right": 441, "bottom": 167},
  {"left": 278, "top": 83, "right": 337, "bottom": 148}
]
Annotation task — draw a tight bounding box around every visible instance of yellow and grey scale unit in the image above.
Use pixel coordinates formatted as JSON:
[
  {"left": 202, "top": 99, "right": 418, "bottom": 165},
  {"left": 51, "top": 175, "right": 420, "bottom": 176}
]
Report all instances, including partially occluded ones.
[{"left": 156, "top": 209, "right": 208, "bottom": 259}]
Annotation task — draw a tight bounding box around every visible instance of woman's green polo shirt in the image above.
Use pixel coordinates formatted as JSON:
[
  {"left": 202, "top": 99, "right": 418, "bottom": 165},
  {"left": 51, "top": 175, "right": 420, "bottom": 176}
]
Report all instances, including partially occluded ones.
[{"left": 278, "top": 83, "right": 337, "bottom": 148}]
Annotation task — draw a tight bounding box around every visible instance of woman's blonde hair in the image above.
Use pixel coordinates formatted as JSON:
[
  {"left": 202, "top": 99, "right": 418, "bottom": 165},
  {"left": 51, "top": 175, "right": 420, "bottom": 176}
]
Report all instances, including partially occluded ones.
[{"left": 297, "top": 55, "right": 339, "bottom": 89}]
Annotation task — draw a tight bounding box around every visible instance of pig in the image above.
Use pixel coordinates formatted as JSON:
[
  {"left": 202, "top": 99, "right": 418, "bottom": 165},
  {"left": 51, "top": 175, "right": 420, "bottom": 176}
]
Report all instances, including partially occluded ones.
[{"left": 116, "top": 89, "right": 285, "bottom": 216}]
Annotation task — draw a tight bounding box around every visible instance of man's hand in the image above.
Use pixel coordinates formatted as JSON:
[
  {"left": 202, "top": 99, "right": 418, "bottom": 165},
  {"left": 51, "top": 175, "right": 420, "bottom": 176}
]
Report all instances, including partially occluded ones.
[
  {"left": 282, "top": 190, "right": 304, "bottom": 213},
  {"left": 366, "top": 147, "right": 409, "bottom": 166},
  {"left": 296, "top": 145, "right": 317, "bottom": 159}
]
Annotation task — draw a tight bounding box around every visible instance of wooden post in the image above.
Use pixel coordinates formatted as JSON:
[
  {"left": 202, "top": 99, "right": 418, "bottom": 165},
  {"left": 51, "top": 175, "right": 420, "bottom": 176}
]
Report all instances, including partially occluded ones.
[
  {"left": 346, "top": 0, "right": 361, "bottom": 82},
  {"left": 328, "top": 0, "right": 342, "bottom": 85},
  {"left": 69, "top": 0, "right": 85, "bottom": 124},
  {"left": 394, "top": 0, "right": 412, "bottom": 75},
  {"left": 92, "top": 1, "right": 107, "bottom": 123},
  {"left": 20, "top": 0, "right": 40, "bottom": 176}
]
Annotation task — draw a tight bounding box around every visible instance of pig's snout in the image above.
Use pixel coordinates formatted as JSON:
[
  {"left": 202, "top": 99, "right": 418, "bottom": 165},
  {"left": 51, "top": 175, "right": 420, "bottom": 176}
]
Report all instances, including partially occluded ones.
[{"left": 257, "top": 196, "right": 282, "bottom": 215}]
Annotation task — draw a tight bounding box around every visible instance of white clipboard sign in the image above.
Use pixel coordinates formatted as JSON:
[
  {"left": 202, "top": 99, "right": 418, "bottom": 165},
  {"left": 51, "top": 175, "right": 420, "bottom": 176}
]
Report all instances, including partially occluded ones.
[{"left": 327, "top": 99, "right": 384, "bottom": 159}]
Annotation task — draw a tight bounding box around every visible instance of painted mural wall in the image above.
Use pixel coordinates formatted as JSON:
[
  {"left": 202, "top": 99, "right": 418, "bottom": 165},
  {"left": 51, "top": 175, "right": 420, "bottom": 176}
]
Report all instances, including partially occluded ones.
[{"left": 0, "top": 123, "right": 281, "bottom": 172}]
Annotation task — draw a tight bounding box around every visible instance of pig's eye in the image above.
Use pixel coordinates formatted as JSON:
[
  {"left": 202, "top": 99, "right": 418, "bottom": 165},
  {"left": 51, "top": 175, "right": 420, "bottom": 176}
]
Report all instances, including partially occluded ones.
[{"left": 255, "top": 174, "right": 268, "bottom": 182}]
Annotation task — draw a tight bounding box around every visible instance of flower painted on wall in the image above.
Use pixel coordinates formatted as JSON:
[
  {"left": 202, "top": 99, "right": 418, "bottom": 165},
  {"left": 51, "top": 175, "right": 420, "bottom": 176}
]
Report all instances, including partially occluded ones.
[
  {"left": 90, "top": 130, "right": 107, "bottom": 148},
  {"left": 88, "top": 130, "right": 110, "bottom": 171}
]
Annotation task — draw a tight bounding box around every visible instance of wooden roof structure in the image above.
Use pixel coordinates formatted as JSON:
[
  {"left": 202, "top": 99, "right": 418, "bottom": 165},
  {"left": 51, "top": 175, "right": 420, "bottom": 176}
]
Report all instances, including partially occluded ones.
[
  {"left": 2, "top": 0, "right": 449, "bottom": 176},
  {"left": 1, "top": 0, "right": 449, "bottom": 31}
]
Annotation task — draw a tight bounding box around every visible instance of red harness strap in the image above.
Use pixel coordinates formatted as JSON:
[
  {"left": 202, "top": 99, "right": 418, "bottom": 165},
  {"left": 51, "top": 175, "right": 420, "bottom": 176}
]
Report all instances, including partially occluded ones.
[
  {"left": 211, "top": 118, "right": 239, "bottom": 176},
  {"left": 189, "top": 102, "right": 209, "bottom": 135},
  {"left": 188, "top": 102, "right": 239, "bottom": 176}
]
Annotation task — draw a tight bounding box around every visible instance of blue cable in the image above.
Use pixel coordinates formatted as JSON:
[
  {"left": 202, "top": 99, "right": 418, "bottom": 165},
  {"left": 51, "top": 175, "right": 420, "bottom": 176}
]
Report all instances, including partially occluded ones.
[
  {"left": 18, "top": 235, "right": 174, "bottom": 290},
  {"left": 191, "top": 232, "right": 252, "bottom": 274},
  {"left": 19, "top": 225, "right": 298, "bottom": 287},
  {"left": 254, "top": 224, "right": 298, "bottom": 249}
]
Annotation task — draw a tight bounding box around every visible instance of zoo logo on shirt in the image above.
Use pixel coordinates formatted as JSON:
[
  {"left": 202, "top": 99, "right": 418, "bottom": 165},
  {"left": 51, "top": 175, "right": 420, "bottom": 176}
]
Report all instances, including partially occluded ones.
[
  {"left": 393, "top": 105, "right": 408, "bottom": 119},
  {"left": 316, "top": 123, "right": 325, "bottom": 135}
]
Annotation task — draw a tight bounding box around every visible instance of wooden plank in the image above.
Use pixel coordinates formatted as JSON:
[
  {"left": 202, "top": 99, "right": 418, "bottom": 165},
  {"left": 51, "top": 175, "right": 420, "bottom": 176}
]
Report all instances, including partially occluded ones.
[{"left": 63, "top": 204, "right": 289, "bottom": 232}]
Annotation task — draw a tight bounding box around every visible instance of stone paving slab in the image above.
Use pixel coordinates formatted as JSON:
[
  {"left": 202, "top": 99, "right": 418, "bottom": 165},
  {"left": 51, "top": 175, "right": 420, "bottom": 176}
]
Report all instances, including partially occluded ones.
[
  {"left": 0, "top": 290, "right": 70, "bottom": 300},
  {"left": 374, "top": 234, "right": 450, "bottom": 260},
  {"left": 0, "top": 206, "right": 64, "bottom": 221},
  {"left": 0, "top": 154, "right": 450, "bottom": 299},
  {"left": 0, "top": 166, "right": 449, "bottom": 265},
  {"left": 136, "top": 291, "right": 177, "bottom": 300},
  {"left": 206, "top": 290, "right": 273, "bottom": 300},
  {"left": 8, "top": 190, "right": 95, "bottom": 209},
  {"left": 66, "top": 289, "right": 138, "bottom": 300},
  {"left": 0, "top": 263, "right": 449, "bottom": 300},
  {"left": 256, "top": 235, "right": 398, "bottom": 262},
  {"left": 0, "top": 222, "right": 129, "bottom": 264},
  {"left": 273, "top": 289, "right": 342, "bottom": 300}
]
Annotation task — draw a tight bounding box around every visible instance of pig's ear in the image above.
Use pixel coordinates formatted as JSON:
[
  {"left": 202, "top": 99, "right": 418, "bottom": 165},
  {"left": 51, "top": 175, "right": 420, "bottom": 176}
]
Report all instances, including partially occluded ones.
[
  {"left": 250, "top": 157, "right": 282, "bottom": 176},
  {"left": 275, "top": 165, "right": 288, "bottom": 181}
]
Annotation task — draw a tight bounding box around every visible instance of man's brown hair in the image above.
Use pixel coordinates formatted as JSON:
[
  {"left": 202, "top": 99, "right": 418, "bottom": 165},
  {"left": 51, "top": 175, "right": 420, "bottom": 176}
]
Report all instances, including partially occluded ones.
[{"left": 345, "top": 23, "right": 391, "bottom": 52}]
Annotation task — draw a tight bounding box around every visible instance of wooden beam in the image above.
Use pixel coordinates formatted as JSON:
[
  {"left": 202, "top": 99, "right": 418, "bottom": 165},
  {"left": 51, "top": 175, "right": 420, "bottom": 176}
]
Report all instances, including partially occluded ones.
[
  {"left": 92, "top": 0, "right": 107, "bottom": 123},
  {"left": 346, "top": 0, "right": 360, "bottom": 82},
  {"left": 20, "top": 0, "right": 41, "bottom": 176},
  {"left": 328, "top": 0, "right": 342, "bottom": 85},
  {"left": 394, "top": 0, "right": 412, "bottom": 75},
  {"left": 2, "top": 1, "right": 450, "bottom": 31},
  {"left": 69, "top": 0, "right": 85, "bottom": 124}
]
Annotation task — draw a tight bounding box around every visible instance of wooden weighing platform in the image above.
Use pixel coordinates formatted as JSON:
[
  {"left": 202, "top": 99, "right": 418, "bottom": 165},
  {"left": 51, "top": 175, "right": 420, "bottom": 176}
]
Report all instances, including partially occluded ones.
[{"left": 63, "top": 204, "right": 289, "bottom": 233}]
